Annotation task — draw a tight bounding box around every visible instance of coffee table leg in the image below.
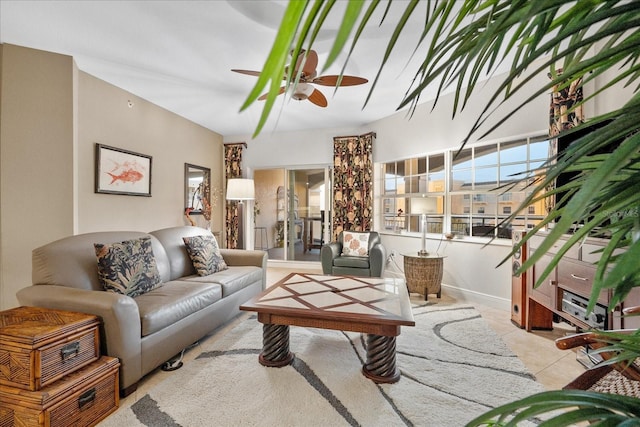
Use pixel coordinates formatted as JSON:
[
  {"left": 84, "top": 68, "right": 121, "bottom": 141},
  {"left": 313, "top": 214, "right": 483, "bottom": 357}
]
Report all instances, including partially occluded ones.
[
  {"left": 259, "top": 323, "right": 294, "bottom": 367},
  {"left": 362, "top": 334, "right": 400, "bottom": 383}
]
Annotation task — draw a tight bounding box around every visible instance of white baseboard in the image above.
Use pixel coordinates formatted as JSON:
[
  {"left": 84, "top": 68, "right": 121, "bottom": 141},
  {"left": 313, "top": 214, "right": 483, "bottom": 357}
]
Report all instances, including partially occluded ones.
[
  {"left": 441, "top": 284, "right": 511, "bottom": 312},
  {"left": 267, "top": 260, "right": 322, "bottom": 271}
]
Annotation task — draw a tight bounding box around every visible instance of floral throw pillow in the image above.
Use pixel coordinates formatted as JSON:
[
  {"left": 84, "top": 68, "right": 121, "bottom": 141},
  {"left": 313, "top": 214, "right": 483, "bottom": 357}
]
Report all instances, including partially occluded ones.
[
  {"left": 94, "top": 237, "right": 162, "bottom": 298},
  {"left": 183, "top": 235, "right": 228, "bottom": 276},
  {"left": 341, "top": 231, "right": 370, "bottom": 257}
]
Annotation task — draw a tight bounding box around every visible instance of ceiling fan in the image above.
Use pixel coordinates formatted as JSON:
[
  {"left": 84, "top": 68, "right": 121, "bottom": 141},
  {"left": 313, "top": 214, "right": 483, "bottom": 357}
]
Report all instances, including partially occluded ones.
[{"left": 231, "top": 49, "right": 368, "bottom": 107}]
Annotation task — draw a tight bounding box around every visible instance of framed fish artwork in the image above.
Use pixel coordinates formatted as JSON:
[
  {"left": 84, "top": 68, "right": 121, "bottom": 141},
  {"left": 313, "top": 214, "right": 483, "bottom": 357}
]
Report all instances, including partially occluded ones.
[{"left": 95, "top": 143, "right": 152, "bottom": 196}]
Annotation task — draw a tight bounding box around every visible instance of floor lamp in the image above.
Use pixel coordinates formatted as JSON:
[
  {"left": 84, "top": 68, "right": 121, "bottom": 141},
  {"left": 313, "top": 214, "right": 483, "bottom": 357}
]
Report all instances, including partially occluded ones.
[{"left": 226, "top": 178, "right": 255, "bottom": 249}]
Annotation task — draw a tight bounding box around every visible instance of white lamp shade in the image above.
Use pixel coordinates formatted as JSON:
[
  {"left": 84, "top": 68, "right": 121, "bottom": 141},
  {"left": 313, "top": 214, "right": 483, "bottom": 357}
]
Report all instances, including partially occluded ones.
[
  {"left": 226, "top": 178, "right": 255, "bottom": 200},
  {"left": 410, "top": 196, "right": 437, "bottom": 214}
]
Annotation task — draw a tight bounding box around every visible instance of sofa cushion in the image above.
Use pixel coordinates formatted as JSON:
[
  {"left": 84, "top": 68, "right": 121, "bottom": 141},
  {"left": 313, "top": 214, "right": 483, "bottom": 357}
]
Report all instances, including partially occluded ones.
[
  {"left": 94, "top": 237, "right": 162, "bottom": 298},
  {"left": 333, "top": 255, "right": 371, "bottom": 269},
  {"left": 134, "top": 281, "right": 223, "bottom": 336},
  {"left": 183, "top": 235, "right": 228, "bottom": 276},
  {"left": 32, "top": 231, "right": 166, "bottom": 292},
  {"left": 150, "top": 226, "right": 213, "bottom": 281},
  {"left": 185, "top": 266, "right": 262, "bottom": 298},
  {"left": 341, "top": 231, "right": 370, "bottom": 257}
]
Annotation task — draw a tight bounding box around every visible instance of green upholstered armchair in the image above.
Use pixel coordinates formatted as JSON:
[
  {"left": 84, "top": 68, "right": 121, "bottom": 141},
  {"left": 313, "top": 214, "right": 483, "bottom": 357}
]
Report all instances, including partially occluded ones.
[{"left": 321, "top": 231, "right": 386, "bottom": 277}]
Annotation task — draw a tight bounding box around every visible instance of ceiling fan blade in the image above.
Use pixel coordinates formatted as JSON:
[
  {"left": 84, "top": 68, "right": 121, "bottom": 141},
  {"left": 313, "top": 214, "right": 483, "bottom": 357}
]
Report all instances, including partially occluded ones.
[
  {"left": 302, "top": 49, "right": 318, "bottom": 78},
  {"left": 231, "top": 69, "right": 262, "bottom": 77},
  {"left": 291, "top": 49, "right": 318, "bottom": 80},
  {"left": 312, "top": 75, "right": 368, "bottom": 86},
  {"left": 257, "top": 87, "right": 285, "bottom": 101},
  {"left": 307, "top": 88, "right": 328, "bottom": 108}
]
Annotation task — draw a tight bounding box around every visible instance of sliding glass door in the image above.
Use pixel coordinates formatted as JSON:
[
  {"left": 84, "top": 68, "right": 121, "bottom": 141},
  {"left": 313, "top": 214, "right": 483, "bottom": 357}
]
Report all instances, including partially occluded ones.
[{"left": 254, "top": 166, "right": 331, "bottom": 262}]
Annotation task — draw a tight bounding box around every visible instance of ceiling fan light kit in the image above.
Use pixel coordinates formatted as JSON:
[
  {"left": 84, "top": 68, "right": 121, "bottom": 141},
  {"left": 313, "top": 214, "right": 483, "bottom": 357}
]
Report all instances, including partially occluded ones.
[
  {"left": 232, "top": 49, "right": 368, "bottom": 108},
  {"left": 291, "top": 83, "right": 314, "bottom": 101}
]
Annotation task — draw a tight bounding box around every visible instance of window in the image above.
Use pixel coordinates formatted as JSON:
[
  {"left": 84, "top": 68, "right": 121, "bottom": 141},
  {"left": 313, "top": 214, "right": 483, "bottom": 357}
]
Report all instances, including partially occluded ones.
[
  {"left": 382, "top": 154, "right": 445, "bottom": 234},
  {"left": 380, "top": 135, "right": 548, "bottom": 239}
]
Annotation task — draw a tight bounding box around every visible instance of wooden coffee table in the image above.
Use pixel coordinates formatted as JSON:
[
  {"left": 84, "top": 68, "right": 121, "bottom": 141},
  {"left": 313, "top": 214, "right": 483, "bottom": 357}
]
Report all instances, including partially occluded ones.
[{"left": 240, "top": 273, "right": 415, "bottom": 383}]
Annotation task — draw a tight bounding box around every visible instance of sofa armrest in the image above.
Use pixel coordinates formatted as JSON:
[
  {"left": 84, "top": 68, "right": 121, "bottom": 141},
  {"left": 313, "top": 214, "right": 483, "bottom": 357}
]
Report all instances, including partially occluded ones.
[
  {"left": 16, "top": 285, "right": 142, "bottom": 388},
  {"left": 219, "top": 249, "right": 267, "bottom": 269},
  {"left": 219, "top": 249, "right": 267, "bottom": 290},
  {"left": 369, "top": 243, "right": 387, "bottom": 277},
  {"left": 321, "top": 242, "right": 342, "bottom": 274}
]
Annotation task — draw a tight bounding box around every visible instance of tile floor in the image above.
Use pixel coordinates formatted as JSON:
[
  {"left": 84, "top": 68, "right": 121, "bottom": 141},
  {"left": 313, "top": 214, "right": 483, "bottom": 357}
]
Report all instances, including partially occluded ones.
[
  {"left": 473, "top": 301, "right": 586, "bottom": 390},
  {"left": 117, "top": 265, "right": 588, "bottom": 408}
]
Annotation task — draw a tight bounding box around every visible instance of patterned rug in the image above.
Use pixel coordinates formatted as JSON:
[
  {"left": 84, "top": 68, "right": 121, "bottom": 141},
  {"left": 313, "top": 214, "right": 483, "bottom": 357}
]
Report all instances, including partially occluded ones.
[{"left": 98, "top": 299, "right": 544, "bottom": 426}]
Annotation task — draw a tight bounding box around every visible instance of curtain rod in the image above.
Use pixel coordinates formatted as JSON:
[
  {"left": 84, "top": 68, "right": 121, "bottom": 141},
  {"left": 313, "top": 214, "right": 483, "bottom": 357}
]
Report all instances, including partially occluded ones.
[{"left": 333, "top": 131, "right": 376, "bottom": 139}]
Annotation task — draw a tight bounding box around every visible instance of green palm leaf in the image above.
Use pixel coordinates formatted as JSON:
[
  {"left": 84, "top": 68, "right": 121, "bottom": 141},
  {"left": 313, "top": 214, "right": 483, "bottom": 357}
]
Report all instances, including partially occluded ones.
[
  {"left": 239, "top": 2, "right": 640, "bottom": 421},
  {"left": 465, "top": 390, "right": 640, "bottom": 426}
]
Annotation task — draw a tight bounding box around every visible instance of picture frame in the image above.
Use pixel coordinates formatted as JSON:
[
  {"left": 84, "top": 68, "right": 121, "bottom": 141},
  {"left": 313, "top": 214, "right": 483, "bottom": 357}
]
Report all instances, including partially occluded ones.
[
  {"left": 95, "top": 143, "right": 152, "bottom": 196},
  {"left": 184, "top": 163, "right": 211, "bottom": 215}
]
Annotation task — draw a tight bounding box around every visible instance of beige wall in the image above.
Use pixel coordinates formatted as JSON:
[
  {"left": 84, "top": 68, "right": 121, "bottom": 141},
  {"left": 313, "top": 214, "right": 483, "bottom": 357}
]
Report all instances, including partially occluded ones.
[
  {"left": 77, "top": 73, "right": 224, "bottom": 233},
  {"left": 0, "top": 44, "right": 75, "bottom": 309},
  {"left": 0, "top": 44, "right": 224, "bottom": 309},
  {"left": 254, "top": 168, "right": 285, "bottom": 248}
]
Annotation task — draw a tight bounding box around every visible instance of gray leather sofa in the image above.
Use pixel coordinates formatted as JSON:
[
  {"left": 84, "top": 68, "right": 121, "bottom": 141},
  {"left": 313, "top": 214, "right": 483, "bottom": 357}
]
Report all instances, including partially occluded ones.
[
  {"left": 17, "top": 226, "right": 266, "bottom": 395},
  {"left": 321, "top": 231, "right": 386, "bottom": 277}
]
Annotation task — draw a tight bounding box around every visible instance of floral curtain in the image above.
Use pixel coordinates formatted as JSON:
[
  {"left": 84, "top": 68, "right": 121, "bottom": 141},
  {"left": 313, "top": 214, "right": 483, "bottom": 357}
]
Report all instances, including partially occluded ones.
[
  {"left": 549, "top": 69, "right": 584, "bottom": 137},
  {"left": 546, "top": 70, "right": 584, "bottom": 214},
  {"left": 332, "top": 132, "right": 374, "bottom": 240},
  {"left": 224, "top": 143, "right": 245, "bottom": 249}
]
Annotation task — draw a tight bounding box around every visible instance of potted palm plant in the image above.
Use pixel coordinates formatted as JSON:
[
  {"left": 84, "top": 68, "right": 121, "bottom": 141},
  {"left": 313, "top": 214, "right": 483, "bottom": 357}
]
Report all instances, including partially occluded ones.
[{"left": 240, "top": 0, "right": 640, "bottom": 424}]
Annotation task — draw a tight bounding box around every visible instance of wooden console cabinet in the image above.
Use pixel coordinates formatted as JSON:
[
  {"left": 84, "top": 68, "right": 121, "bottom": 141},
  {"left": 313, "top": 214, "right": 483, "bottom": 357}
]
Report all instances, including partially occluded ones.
[{"left": 525, "top": 231, "right": 640, "bottom": 332}]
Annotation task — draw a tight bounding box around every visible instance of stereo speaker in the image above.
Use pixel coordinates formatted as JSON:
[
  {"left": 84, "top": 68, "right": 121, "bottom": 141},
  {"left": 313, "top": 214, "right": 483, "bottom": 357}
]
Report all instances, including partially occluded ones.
[{"left": 510, "top": 230, "right": 527, "bottom": 328}]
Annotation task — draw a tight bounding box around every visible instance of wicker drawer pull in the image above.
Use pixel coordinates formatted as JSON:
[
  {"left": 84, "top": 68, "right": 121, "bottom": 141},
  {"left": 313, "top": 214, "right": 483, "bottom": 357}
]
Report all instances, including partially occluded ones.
[
  {"left": 60, "top": 341, "right": 80, "bottom": 362},
  {"left": 78, "top": 387, "right": 96, "bottom": 410}
]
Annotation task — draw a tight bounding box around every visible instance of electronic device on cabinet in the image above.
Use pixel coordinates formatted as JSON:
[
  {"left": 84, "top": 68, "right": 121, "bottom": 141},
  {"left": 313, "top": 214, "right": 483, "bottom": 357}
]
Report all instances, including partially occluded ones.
[{"left": 561, "top": 291, "right": 607, "bottom": 329}]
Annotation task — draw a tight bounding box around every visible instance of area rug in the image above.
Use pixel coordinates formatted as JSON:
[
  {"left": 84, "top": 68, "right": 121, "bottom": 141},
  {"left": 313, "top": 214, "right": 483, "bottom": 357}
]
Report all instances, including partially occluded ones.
[{"left": 99, "top": 300, "right": 544, "bottom": 427}]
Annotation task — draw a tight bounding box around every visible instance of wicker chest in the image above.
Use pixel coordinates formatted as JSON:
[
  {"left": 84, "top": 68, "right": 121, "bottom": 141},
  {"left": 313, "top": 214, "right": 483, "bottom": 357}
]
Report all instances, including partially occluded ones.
[
  {"left": 0, "top": 306, "right": 100, "bottom": 391},
  {"left": 0, "top": 356, "right": 120, "bottom": 427}
]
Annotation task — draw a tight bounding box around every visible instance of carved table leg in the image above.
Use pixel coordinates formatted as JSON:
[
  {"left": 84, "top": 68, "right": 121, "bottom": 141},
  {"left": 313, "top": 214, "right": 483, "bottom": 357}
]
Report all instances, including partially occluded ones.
[
  {"left": 362, "top": 334, "right": 400, "bottom": 383},
  {"left": 259, "top": 323, "right": 294, "bottom": 367}
]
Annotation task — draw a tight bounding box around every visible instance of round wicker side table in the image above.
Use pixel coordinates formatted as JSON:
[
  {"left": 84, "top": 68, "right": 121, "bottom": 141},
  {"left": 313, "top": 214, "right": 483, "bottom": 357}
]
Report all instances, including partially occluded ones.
[{"left": 403, "top": 254, "right": 444, "bottom": 301}]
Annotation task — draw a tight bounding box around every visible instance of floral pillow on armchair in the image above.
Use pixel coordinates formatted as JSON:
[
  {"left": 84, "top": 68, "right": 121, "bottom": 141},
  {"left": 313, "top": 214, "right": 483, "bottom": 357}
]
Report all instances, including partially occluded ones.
[{"left": 341, "top": 231, "right": 370, "bottom": 257}]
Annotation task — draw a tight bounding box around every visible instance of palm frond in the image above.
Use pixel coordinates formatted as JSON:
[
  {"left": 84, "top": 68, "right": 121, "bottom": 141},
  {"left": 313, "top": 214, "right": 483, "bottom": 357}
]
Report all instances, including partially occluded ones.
[
  {"left": 240, "top": 2, "right": 640, "bottom": 421},
  {"left": 465, "top": 390, "right": 640, "bottom": 426},
  {"left": 238, "top": 0, "right": 307, "bottom": 136}
]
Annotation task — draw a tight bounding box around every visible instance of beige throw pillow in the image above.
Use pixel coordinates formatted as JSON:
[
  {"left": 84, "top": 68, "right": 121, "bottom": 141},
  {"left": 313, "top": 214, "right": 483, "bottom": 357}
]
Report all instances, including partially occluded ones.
[{"left": 341, "top": 231, "right": 370, "bottom": 257}]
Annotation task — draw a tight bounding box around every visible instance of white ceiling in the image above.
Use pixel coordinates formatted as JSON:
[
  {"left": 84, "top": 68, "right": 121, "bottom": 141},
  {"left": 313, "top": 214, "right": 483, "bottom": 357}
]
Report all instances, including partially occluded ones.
[{"left": 0, "top": 0, "right": 437, "bottom": 137}]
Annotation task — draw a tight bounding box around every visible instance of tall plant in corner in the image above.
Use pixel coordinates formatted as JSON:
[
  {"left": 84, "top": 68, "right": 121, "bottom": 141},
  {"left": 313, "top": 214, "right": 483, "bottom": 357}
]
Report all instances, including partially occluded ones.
[{"left": 239, "top": 0, "right": 640, "bottom": 424}]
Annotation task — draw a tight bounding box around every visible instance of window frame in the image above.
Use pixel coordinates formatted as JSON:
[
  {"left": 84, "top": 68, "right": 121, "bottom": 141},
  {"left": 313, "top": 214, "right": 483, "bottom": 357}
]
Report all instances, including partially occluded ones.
[{"left": 378, "top": 134, "right": 549, "bottom": 240}]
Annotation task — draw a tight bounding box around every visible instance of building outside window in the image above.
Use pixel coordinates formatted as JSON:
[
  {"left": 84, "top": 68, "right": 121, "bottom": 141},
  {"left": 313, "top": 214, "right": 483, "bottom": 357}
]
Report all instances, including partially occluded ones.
[
  {"left": 382, "top": 154, "right": 445, "bottom": 234},
  {"left": 380, "top": 134, "right": 548, "bottom": 239}
]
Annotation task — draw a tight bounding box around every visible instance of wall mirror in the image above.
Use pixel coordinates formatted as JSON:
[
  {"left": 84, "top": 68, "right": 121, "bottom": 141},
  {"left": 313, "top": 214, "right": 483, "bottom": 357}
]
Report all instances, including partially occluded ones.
[{"left": 185, "top": 163, "right": 211, "bottom": 215}]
